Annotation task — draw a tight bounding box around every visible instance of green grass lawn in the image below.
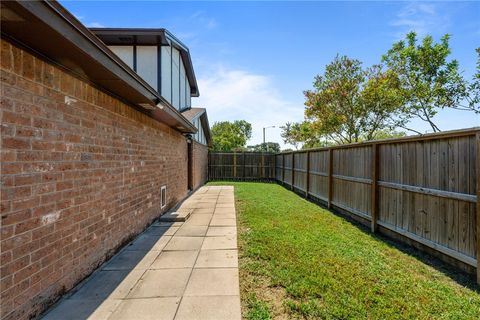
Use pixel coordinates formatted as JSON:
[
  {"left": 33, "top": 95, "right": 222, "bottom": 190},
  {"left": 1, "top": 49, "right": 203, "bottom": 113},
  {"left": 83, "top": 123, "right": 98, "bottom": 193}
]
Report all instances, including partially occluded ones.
[{"left": 207, "top": 181, "right": 480, "bottom": 319}]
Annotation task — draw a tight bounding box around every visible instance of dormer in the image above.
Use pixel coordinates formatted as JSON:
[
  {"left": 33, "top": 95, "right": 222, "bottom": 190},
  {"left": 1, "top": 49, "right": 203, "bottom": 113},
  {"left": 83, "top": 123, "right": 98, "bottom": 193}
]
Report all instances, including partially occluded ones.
[{"left": 90, "top": 28, "right": 199, "bottom": 111}]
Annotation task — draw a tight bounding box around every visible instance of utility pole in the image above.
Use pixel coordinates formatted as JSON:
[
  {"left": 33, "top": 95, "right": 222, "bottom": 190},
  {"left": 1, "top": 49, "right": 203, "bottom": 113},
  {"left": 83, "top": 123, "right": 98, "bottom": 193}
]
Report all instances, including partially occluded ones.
[{"left": 263, "top": 126, "right": 275, "bottom": 152}]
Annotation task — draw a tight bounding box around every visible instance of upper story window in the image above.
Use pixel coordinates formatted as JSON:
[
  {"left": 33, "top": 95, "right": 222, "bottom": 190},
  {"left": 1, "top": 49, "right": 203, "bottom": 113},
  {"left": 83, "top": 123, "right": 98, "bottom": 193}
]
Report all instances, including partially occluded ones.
[{"left": 91, "top": 29, "right": 199, "bottom": 112}]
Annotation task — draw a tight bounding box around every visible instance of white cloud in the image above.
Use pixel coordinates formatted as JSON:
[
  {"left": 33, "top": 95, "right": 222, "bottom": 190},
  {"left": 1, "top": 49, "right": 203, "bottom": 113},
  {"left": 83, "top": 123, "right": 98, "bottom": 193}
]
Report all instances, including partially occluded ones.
[
  {"left": 190, "top": 11, "right": 218, "bottom": 30},
  {"left": 391, "top": 2, "right": 449, "bottom": 39},
  {"left": 73, "top": 14, "right": 85, "bottom": 21},
  {"left": 194, "top": 66, "right": 304, "bottom": 148},
  {"left": 87, "top": 22, "right": 106, "bottom": 28},
  {"left": 71, "top": 13, "right": 104, "bottom": 28}
]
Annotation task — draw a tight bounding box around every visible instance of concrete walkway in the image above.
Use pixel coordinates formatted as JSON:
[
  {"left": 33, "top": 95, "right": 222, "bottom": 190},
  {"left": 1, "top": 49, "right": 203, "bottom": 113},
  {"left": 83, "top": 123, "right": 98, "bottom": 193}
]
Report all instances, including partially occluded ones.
[{"left": 42, "top": 186, "right": 240, "bottom": 320}]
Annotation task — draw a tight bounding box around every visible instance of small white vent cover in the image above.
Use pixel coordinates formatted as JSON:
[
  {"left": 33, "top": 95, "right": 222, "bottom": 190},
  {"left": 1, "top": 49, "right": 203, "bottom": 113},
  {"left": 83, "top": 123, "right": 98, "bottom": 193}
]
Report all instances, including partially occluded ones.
[{"left": 161, "top": 185, "right": 167, "bottom": 209}]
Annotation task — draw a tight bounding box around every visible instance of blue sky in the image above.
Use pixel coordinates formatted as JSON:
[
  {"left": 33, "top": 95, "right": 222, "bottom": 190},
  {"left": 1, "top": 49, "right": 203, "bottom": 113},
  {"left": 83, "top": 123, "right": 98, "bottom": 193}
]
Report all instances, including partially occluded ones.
[{"left": 61, "top": 1, "right": 480, "bottom": 147}]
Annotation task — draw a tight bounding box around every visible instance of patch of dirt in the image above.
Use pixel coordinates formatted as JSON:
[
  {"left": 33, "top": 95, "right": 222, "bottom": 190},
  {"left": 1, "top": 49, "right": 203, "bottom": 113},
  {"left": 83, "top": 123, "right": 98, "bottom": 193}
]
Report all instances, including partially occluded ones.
[
  {"left": 239, "top": 260, "right": 299, "bottom": 320},
  {"left": 237, "top": 219, "right": 296, "bottom": 319}
]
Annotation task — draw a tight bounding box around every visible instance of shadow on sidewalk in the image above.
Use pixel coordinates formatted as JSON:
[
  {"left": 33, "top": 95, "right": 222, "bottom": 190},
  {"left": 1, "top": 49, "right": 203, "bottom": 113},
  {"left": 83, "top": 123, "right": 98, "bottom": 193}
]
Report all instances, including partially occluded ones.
[{"left": 40, "top": 223, "right": 176, "bottom": 320}]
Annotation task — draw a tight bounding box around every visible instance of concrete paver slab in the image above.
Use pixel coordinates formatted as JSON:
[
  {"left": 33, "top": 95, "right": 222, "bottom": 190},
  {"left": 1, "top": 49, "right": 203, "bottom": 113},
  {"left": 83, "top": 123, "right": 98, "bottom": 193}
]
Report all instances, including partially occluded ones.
[
  {"left": 206, "top": 226, "right": 237, "bottom": 237},
  {"left": 216, "top": 203, "right": 235, "bottom": 208},
  {"left": 128, "top": 269, "right": 191, "bottom": 298},
  {"left": 194, "top": 203, "right": 216, "bottom": 209},
  {"left": 177, "top": 205, "right": 196, "bottom": 210},
  {"left": 191, "top": 208, "right": 215, "bottom": 214},
  {"left": 214, "top": 208, "right": 236, "bottom": 215},
  {"left": 212, "top": 214, "right": 236, "bottom": 220},
  {"left": 69, "top": 270, "right": 131, "bottom": 300},
  {"left": 144, "top": 226, "right": 179, "bottom": 236},
  {"left": 210, "top": 217, "right": 236, "bottom": 226},
  {"left": 151, "top": 251, "right": 199, "bottom": 269},
  {"left": 163, "top": 236, "right": 203, "bottom": 251},
  {"left": 217, "top": 197, "right": 234, "bottom": 202},
  {"left": 201, "top": 236, "right": 237, "bottom": 250},
  {"left": 175, "top": 296, "right": 241, "bottom": 320},
  {"left": 109, "top": 297, "right": 180, "bottom": 320},
  {"left": 196, "top": 199, "right": 218, "bottom": 204},
  {"left": 152, "top": 221, "right": 184, "bottom": 227},
  {"left": 184, "top": 268, "right": 239, "bottom": 296},
  {"left": 182, "top": 214, "right": 212, "bottom": 226},
  {"left": 103, "top": 250, "right": 159, "bottom": 270},
  {"left": 126, "top": 234, "right": 171, "bottom": 251},
  {"left": 195, "top": 250, "right": 238, "bottom": 268},
  {"left": 42, "top": 298, "right": 121, "bottom": 320},
  {"left": 108, "top": 270, "right": 146, "bottom": 299},
  {"left": 175, "top": 225, "right": 208, "bottom": 237}
]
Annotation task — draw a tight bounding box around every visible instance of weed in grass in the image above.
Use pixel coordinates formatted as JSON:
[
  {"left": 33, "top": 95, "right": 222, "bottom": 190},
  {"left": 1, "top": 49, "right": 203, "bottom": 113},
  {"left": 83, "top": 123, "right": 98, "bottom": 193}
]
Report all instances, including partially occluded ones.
[{"left": 245, "top": 293, "right": 272, "bottom": 320}]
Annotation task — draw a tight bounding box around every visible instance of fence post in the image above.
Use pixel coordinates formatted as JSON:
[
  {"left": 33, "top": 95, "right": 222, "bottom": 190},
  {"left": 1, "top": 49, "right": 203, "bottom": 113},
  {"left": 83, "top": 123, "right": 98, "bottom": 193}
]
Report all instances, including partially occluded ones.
[
  {"left": 282, "top": 153, "right": 285, "bottom": 185},
  {"left": 291, "top": 152, "right": 295, "bottom": 191},
  {"left": 261, "top": 153, "right": 265, "bottom": 179},
  {"left": 233, "top": 151, "right": 237, "bottom": 179},
  {"left": 273, "top": 153, "right": 277, "bottom": 180},
  {"left": 328, "top": 148, "right": 333, "bottom": 209},
  {"left": 476, "top": 132, "right": 480, "bottom": 285},
  {"left": 305, "top": 151, "right": 310, "bottom": 199},
  {"left": 243, "top": 152, "right": 246, "bottom": 180},
  {"left": 371, "top": 143, "right": 379, "bottom": 233}
]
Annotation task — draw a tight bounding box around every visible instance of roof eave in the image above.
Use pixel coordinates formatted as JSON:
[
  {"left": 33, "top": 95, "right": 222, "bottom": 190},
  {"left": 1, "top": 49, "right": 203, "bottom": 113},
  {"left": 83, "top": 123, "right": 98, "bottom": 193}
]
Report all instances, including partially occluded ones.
[{"left": 1, "top": 0, "right": 197, "bottom": 134}]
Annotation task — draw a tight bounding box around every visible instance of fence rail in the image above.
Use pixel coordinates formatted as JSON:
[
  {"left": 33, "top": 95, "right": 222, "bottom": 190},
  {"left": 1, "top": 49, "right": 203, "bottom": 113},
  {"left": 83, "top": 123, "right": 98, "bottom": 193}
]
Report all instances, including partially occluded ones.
[{"left": 209, "top": 128, "right": 480, "bottom": 283}]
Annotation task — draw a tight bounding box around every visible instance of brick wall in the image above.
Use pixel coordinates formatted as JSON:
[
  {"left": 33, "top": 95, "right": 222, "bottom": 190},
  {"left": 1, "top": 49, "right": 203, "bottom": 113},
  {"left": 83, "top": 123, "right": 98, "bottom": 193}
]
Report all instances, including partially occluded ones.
[
  {"left": 0, "top": 39, "right": 191, "bottom": 319},
  {"left": 192, "top": 141, "right": 208, "bottom": 190}
]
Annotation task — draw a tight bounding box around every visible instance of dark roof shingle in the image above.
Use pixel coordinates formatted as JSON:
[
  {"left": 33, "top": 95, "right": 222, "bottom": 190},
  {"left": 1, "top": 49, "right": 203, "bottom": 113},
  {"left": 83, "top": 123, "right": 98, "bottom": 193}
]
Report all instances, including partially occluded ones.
[{"left": 181, "top": 108, "right": 206, "bottom": 122}]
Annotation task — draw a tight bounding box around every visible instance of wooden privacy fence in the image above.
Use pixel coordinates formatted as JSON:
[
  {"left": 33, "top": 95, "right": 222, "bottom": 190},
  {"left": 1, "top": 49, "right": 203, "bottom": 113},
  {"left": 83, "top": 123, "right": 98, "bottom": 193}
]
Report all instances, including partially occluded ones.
[
  {"left": 275, "top": 128, "right": 479, "bottom": 282},
  {"left": 208, "top": 152, "right": 276, "bottom": 180},
  {"left": 208, "top": 128, "right": 480, "bottom": 282}
]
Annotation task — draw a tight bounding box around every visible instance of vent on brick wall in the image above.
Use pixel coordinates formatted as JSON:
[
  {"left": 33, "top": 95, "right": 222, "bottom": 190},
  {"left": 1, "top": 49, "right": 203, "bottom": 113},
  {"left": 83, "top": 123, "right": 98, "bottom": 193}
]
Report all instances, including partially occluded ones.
[{"left": 161, "top": 185, "right": 167, "bottom": 209}]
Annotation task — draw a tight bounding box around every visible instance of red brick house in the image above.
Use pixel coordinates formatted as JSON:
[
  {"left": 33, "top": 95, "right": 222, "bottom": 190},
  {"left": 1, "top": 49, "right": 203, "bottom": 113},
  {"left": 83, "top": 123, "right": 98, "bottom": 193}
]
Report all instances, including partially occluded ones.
[{"left": 0, "top": 1, "right": 210, "bottom": 319}]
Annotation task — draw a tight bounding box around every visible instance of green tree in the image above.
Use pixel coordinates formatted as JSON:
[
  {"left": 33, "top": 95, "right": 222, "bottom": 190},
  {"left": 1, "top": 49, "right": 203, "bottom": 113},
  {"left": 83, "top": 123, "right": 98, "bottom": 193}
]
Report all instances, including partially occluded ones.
[
  {"left": 359, "top": 65, "right": 406, "bottom": 139},
  {"left": 303, "top": 55, "right": 404, "bottom": 144},
  {"left": 280, "top": 121, "right": 326, "bottom": 149},
  {"left": 463, "top": 48, "right": 480, "bottom": 113},
  {"left": 248, "top": 142, "right": 281, "bottom": 152},
  {"left": 360, "top": 129, "right": 406, "bottom": 140},
  {"left": 382, "top": 32, "right": 468, "bottom": 132},
  {"left": 211, "top": 120, "right": 252, "bottom": 151},
  {"left": 281, "top": 121, "right": 405, "bottom": 148},
  {"left": 280, "top": 122, "right": 302, "bottom": 150}
]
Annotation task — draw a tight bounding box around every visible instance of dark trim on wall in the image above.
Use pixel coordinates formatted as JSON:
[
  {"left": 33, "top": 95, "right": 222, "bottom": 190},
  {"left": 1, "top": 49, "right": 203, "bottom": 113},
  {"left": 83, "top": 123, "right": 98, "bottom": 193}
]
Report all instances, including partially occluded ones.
[
  {"left": 179, "top": 51, "right": 182, "bottom": 110},
  {"left": 187, "top": 137, "right": 193, "bottom": 191},
  {"left": 170, "top": 44, "right": 173, "bottom": 105},
  {"left": 185, "top": 76, "right": 188, "bottom": 108},
  {"left": 132, "top": 43, "right": 137, "bottom": 72},
  {"left": 157, "top": 43, "right": 162, "bottom": 94}
]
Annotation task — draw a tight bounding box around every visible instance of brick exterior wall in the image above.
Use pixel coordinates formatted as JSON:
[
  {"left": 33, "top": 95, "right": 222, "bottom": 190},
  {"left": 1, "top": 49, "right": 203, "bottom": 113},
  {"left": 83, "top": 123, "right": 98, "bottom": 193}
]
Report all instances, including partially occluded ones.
[
  {"left": 192, "top": 141, "right": 208, "bottom": 190},
  {"left": 0, "top": 39, "right": 193, "bottom": 319}
]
